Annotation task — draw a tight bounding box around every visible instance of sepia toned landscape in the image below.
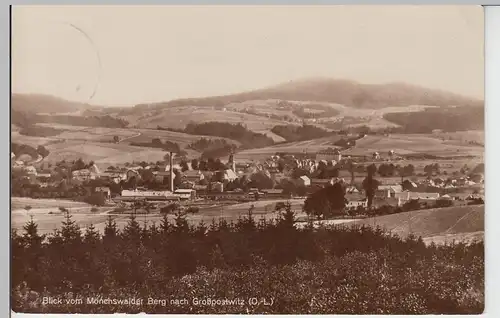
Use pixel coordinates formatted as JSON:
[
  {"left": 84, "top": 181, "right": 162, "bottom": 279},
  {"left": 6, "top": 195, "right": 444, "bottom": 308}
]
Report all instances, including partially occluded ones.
[{"left": 11, "top": 5, "right": 484, "bottom": 315}]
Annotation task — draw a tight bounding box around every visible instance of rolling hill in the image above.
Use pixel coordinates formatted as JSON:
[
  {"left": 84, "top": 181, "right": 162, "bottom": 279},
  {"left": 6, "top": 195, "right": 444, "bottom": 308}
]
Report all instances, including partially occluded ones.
[
  {"left": 133, "top": 78, "right": 483, "bottom": 111},
  {"left": 11, "top": 93, "right": 100, "bottom": 115}
]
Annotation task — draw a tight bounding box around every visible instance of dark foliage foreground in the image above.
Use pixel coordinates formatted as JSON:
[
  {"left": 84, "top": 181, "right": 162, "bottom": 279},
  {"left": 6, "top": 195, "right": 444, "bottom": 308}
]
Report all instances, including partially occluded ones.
[{"left": 11, "top": 205, "right": 484, "bottom": 314}]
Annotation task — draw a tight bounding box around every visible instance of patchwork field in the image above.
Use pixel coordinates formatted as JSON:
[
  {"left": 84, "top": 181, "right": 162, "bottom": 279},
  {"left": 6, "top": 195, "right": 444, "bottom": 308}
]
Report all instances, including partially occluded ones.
[
  {"left": 39, "top": 140, "right": 177, "bottom": 166},
  {"left": 32, "top": 123, "right": 226, "bottom": 147},
  {"left": 11, "top": 131, "right": 60, "bottom": 147},
  {"left": 117, "top": 106, "right": 290, "bottom": 131},
  {"left": 236, "top": 133, "right": 484, "bottom": 162},
  {"left": 12, "top": 123, "right": 246, "bottom": 165},
  {"left": 236, "top": 135, "right": 344, "bottom": 161}
]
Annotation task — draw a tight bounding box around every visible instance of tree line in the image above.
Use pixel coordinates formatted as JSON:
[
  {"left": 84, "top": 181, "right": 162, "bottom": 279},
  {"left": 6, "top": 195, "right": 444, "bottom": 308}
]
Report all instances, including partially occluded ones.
[
  {"left": 12, "top": 204, "right": 484, "bottom": 314},
  {"left": 383, "top": 106, "right": 484, "bottom": 133},
  {"left": 164, "top": 122, "right": 275, "bottom": 149},
  {"left": 271, "top": 124, "right": 332, "bottom": 142}
]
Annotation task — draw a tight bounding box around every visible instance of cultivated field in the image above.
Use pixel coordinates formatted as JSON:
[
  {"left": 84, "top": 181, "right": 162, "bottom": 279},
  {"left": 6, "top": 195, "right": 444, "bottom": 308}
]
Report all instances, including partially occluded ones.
[
  {"left": 11, "top": 131, "right": 59, "bottom": 147},
  {"left": 116, "top": 106, "right": 290, "bottom": 131},
  {"left": 342, "top": 134, "right": 483, "bottom": 157},
  {"left": 429, "top": 130, "right": 485, "bottom": 145},
  {"left": 13, "top": 123, "right": 245, "bottom": 165},
  {"left": 33, "top": 123, "right": 228, "bottom": 147},
  {"left": 236, "top": 135, "right": 344, "bottom": 161},
  {"left": 236, "top": 133, "right": 484, "bottom": 162}
]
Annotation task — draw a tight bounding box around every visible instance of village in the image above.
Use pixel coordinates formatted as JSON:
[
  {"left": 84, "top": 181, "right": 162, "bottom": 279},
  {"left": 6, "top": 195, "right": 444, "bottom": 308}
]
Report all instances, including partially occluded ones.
[{"left": 11, "top": 143, "right": 485, "bottom": 223}]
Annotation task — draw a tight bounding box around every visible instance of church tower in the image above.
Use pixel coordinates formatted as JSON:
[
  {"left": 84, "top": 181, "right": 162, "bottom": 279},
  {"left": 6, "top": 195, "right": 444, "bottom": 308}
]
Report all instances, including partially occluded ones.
[{"left": 228, "top": 152, "right": 236, "bottom": 173}]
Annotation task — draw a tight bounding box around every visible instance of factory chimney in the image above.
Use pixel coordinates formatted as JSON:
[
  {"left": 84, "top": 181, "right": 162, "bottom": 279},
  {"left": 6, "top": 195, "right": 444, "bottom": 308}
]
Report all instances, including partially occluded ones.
[{"left": 170, "top": 151, "right": 174, "bottom": 192}]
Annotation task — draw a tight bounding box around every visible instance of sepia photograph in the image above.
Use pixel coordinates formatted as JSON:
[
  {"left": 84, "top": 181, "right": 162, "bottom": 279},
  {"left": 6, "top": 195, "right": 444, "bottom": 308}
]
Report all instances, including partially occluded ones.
[{"left": 10, "top": 5, "right": 484, "bottom": 314}]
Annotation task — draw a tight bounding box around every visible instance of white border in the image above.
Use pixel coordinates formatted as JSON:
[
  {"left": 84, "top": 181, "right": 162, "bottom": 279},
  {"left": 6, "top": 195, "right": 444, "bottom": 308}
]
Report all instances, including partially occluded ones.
[{"left": 8, "top": 4, "right": 499, "bottom": 318}]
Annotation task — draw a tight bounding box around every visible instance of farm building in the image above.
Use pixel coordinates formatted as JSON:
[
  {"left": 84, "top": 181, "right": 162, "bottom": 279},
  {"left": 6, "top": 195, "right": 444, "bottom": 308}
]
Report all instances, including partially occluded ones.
[
  {"left": 346, "top": 199, "right": 368, "bottom": 209},
  {"left": 407, "top": 192, "right": 440, "bottom": 200},
  {"left": 173, "top": 189, "right": 196, "bottom": 200},
  {"left": 393, "top": 191, "right": 440, "bottom": 204},
  {"left": 119, "top": 189, "right": 175, "bottom": 202},
  {"left": 376, "top": 185, "right": 403, "bottom": 198},
  {"left": 316, "top": 148, "right": 342, "bottom": 162},
  {"left": 345, "top": 193, "right": 368, "bottom": 209}
]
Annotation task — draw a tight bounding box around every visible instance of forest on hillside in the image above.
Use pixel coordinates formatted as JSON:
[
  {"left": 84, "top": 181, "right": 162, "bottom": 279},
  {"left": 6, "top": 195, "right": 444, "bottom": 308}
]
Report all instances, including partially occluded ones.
[{"left": 383, "top": 106, "right": 484, "bottom": 133}]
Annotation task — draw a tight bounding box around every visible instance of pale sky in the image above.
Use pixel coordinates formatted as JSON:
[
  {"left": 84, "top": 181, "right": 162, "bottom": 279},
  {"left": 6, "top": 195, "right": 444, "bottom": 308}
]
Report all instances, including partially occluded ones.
[{"left": 11, "top": 5, "right": 484, "bottom": 106}]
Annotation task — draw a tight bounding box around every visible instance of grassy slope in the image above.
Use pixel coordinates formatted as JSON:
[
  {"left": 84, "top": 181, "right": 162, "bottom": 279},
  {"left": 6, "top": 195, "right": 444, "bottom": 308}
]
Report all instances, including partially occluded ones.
[{"left": 353, "top": 205, "right": 484, "bottom": 243}]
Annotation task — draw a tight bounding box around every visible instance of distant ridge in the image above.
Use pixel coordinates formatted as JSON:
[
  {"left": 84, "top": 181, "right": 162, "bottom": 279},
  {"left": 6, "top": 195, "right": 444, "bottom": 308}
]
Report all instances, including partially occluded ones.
[
  {"left": 12, "top": 78, "right": 483, "bottom": 114},
  {"left": 134, "top": 77, "right": 483, "bottom": 110},
  {"left": 11, "top": 93, "right": 101, "bottom": 114}
]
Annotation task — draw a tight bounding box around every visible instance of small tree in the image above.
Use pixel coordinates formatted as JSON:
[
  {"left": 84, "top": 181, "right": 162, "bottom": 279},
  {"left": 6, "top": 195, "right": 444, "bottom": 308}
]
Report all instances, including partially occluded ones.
[
  {"left": 103, "top": 216, "right": 118, "bottom": 241},
  {"left": 122, "top": 214, "right": 142, "bottom": 242},
  {"left": 60, "top": 212, "right": 82, "bottom": 245},
  {"left": 22, "top": 216, "right": 45, "bottom": 248},
  {"left": 84, "top": 223, "right": 100, "bottom": 244},
  {"left": 24, "top": 205, "right": 32, "bottom": 214},
  {"left": 191, "top": 158, "right": 199, "bottom": 170}
]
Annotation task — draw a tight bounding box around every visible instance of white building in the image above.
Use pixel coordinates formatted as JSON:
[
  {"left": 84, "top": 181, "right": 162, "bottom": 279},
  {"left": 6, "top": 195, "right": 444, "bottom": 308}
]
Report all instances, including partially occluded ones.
[
  {"left": 316, "top": 148, "right": 341, "bottom": 162},
  {"left": 173, "top": 189, "right": 196, "bottom": 200},
  {"left": 296, "top": 175, "right": 311, "bottom": 187}
]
